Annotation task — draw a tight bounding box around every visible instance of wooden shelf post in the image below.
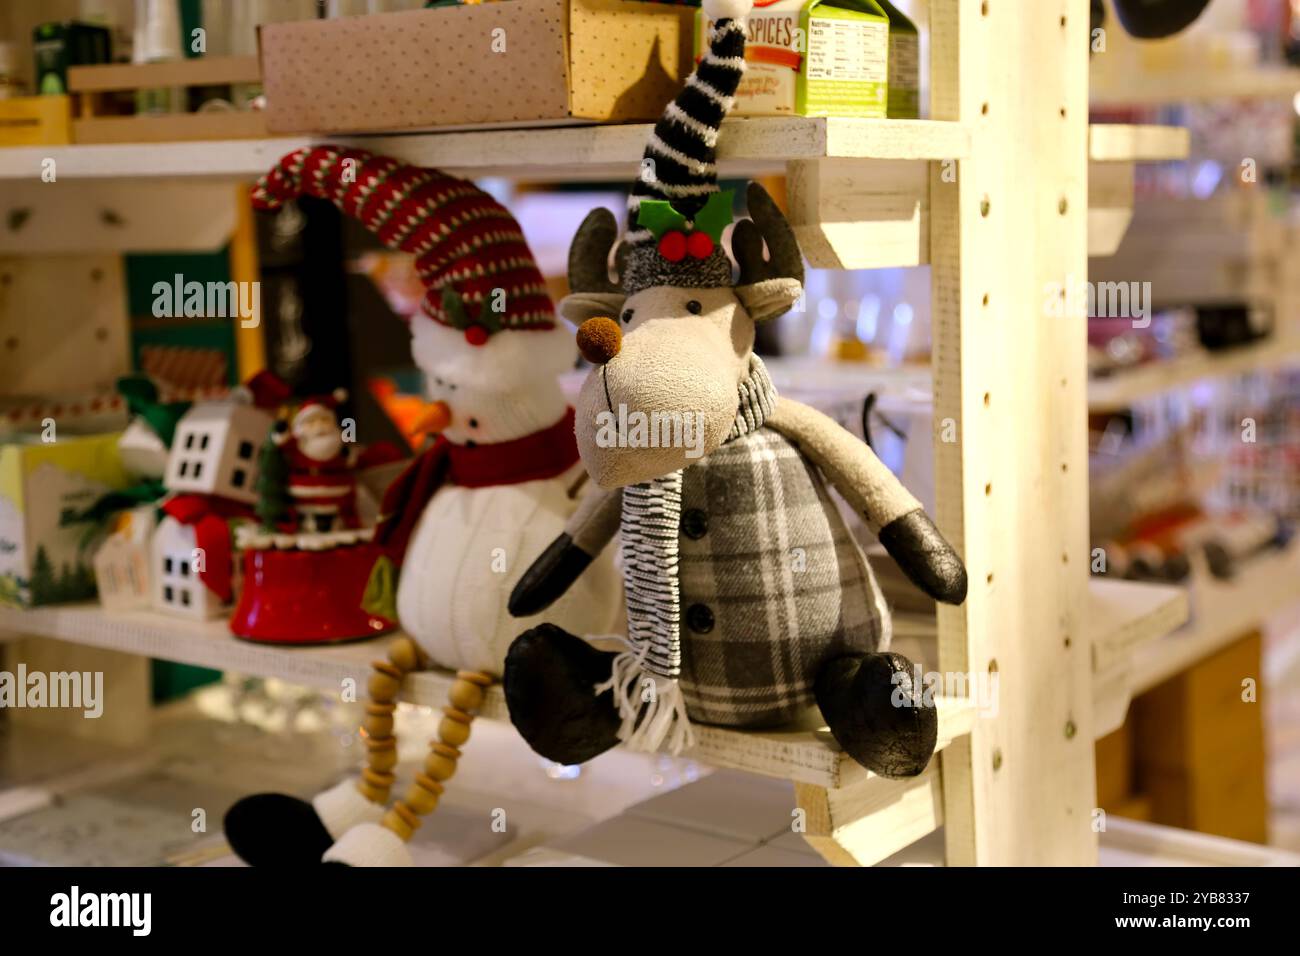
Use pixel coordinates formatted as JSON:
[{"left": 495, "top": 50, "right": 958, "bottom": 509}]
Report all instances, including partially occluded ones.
[{"left": 929, "top": 0, "right": 1098, "bottom": 865}]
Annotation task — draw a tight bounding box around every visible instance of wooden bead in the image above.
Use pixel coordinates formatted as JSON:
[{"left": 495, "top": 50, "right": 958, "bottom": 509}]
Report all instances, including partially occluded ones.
[
  {"left": 357, "top": 778, "right": 390, "bottom": 804},
  {"left": 388, "top": 637, "right": 423, "bottom": 674},
  {"left": 364, "top": 713, "right": 395, "bottom": 738},
  {"left": 365, "top": 737, "right": 398, "bottom": 772},
  {"left": 448, "top": 679, "right": 485, "bottom": 713},
  {"left": 365, "top": 701, "right": 397, "bottom": 716},
  {"left": 368, "top": 671, "right": 402, "bottom": 702},
  {"left": 438, "top": 715, "right": 471, "bottom": 748},
  {"left": 424, "top": 742, "right": 460, "bottom": 781},
  {"left": 456, "top": 670, "right": 494, "bottom": 687},
  {"left": 402, "top": 779, "right": 440, "bottom": 815},
  {"left": 362, "top": 767, "right": 395, "bottom": 790},
  {"left": 382, "top": 808, "right": 416, "bottom": 841}
]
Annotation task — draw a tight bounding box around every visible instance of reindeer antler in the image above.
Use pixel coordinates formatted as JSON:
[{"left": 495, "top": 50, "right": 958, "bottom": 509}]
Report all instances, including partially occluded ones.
[{"left": 732, "top": 183, "right": 805, "bottom": 289}]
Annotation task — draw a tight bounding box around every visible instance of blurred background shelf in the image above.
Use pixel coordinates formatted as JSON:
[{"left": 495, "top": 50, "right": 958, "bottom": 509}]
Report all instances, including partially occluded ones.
[
  {"left": 1130, "top": 543, "right": 1300, "bottom": 697},
  {"left": 1089, "top": 338, "right": 1300, "bottom": 412},
  {"left": 1091, "top": 67, "right": 1300, "bottom": 107}
]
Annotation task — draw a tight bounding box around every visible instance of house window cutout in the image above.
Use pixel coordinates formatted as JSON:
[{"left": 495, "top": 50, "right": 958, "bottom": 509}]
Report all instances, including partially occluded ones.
[
  {"left": 164, "top": 585, "right": 175, "bottom": 603},
  {"left": 238, "top": 441, "right": 254, "bottom": 460},
  {"left": 200, "top": 434, "right": 210, "bottom": 451},
  {"left": 185, "top": 433, "right": 195, "bottom": 450},
  {"left": 231, "top": 468, "right": 246, "bottom": 488}
]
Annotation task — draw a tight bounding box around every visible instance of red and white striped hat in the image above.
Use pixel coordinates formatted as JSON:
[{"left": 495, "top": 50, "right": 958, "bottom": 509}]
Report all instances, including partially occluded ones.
[{"left": 253, "top": 146, "right": 573, "bottom": 386}]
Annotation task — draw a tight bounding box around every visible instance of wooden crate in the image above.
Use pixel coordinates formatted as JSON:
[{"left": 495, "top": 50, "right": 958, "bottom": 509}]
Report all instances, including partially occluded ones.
[
  {"left": 67, "top": 56, "right": 267, "bottom": 144},
  {"left": 1131, "top": 633, "right": 1269, "bottom": 842}
]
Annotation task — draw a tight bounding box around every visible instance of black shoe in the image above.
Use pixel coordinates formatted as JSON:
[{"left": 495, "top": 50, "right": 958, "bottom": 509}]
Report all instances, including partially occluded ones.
[
  {"left": 815, "top": 652, "right": 938, "bottom": 779},
  {"left": 223, "top": 793, "right": 335, "bottom": 866},
  {"left": 504, "top": 624, "right": 622, "bottom": 765}
]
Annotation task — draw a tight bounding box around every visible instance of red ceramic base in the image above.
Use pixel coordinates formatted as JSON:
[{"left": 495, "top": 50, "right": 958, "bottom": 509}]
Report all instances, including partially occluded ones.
[{"left": 230, "top": 542, "right": 395, "bottom": 644}]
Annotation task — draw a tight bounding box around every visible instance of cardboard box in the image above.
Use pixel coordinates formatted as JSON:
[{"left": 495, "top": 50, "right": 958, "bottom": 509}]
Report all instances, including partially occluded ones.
[
  {"left": 259, "top": 0, "right": 696, "bottom": 135},
  {"left": 0, "top": 433, "right": 131, "bottom": 607},
  {"left": 0, "top": 94, "right": 72, "bottom": 147},
  {"left": 698, "top": 0, "right": 890, "bottom": 118}
]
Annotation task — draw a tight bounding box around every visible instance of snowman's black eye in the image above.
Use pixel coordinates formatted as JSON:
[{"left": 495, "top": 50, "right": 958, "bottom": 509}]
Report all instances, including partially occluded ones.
[
  {"left": 621, "top": 309, "right": 634, "bottom": 324},
  {"left": 686, "top": 300, "right": 702, "bottom": 315}
]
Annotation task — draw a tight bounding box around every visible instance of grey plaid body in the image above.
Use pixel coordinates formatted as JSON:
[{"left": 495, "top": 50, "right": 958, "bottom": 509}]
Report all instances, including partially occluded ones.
[{"left": 675, "top": 425, "right": 888, "bottom": 728}]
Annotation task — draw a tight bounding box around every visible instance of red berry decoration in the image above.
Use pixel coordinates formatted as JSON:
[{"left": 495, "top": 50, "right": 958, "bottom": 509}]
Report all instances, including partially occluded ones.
[
  {"left": 686, "top": 231, "right": 714, "bottom": 259},
  {"left": 658, "top": 230, "right": 687, "bottom": 262},
  {"left": 464, "top": 325, "right": 489, "bottom": 346}
]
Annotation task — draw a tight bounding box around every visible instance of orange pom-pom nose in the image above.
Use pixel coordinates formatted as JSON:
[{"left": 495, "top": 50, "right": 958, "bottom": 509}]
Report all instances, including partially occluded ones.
[
  {"left": 576, "top": 316, "right": 622, "bottom": 366},
  {"left": 410, "top": 400, "right": 451, "bottom": 437}
]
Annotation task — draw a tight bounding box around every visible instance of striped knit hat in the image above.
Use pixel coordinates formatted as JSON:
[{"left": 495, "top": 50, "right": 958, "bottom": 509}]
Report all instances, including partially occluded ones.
[
  {"left": 252, "top": 146, "right": 574, "bottom": 386},
  {"left": 622, "top": 0, "right": 750, "bottom": 295}
]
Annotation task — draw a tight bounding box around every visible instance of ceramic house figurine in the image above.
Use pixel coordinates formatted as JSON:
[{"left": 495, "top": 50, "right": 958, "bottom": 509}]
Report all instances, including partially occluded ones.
[
  {"left": 93, "top": 506, "right": 157, "bottom": 613},
  {"left": 164, "top": 399, "right": 274, "bottom": 506},
  {"left": 504, "top": 0, "right": 967, "bottom": 780},
  {"left": 150, "top": 374, "right": 289, "bottom": 620},
  {"left": 223, "top": 146, "right": 623, "bottom": 867}
]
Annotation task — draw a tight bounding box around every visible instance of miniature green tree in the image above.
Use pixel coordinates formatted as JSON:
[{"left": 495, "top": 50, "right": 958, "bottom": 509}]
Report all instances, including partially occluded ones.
[{"left": 255, "top": 435, "right": 291, "bottom": 530}]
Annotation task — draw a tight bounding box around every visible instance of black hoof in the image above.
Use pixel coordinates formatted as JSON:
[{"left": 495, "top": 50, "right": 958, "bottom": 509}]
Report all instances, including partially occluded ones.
[
  {"left": 223, "top": 793, "right": 335, "bottom": 867},
  {"left": 815, "top": 653, "right": 938, "bottom": 779},
  {"left": 504, "top": 624, "right": 621, "bottom": 765}
]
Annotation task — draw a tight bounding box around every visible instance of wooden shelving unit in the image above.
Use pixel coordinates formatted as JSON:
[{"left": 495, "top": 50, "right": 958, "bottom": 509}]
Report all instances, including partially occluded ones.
[{"left": 0, "top": 1, "right": 1199, "bottom": 868}]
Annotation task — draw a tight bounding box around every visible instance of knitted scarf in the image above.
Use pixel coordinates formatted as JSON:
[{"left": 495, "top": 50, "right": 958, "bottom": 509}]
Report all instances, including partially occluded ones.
[
  {"left": 599, "top": 357, "right": 777, "bottom": 754},
  {"left": 374, "top": 408, "right": 580, "bottom": 565}
]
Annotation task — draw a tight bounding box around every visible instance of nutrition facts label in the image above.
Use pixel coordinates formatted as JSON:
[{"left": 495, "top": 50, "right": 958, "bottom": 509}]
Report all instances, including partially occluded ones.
[{"left": 806, "top": 17, "right": 888, "bottom": 82}]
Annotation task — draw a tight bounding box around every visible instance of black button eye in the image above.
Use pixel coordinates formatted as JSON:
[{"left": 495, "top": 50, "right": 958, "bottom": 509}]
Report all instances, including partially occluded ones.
[
  {"left": 468, "top": 418, "right": 478, "bottom": 429},
  {"left": 621, "top": 309, "right": 634, "bottom": 324},
  {"left": 686, "top": 300, "right": 702, "bottom": 315}
]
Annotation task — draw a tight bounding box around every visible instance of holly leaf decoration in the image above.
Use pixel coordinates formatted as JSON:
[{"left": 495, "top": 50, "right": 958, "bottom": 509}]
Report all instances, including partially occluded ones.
[
  {"left": 441, "top": 286, "right": 471, "bottom": 329},
  {"left": 693, "top": 190, "right": 734, "bottom": 243},
  {"left": 637, "top": 200, "right": 688, "bottom": 239}
]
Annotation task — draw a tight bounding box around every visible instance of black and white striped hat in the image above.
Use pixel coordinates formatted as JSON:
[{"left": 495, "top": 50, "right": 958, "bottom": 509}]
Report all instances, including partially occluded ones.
[{"left": 622, "top": 0, "right": 752, "bottom": 295}]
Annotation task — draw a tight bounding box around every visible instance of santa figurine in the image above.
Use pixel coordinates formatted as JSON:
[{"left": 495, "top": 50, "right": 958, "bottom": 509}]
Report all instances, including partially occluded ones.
[
  {"left": 274, "top": 390, "right": 361, "bottom": 532},
  {"left": 224, "top": 145, "right": 623, "bottom": 867}
]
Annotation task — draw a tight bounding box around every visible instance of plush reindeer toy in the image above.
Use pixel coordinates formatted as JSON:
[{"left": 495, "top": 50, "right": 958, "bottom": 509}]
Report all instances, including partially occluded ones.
[{"left": 505, "top": 0, "right": 968, "bottom": 779}]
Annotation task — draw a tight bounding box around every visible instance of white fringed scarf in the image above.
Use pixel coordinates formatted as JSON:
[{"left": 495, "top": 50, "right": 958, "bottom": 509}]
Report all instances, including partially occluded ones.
[{"left": 598, "top": 356, "right": 777, "bottom": 754}]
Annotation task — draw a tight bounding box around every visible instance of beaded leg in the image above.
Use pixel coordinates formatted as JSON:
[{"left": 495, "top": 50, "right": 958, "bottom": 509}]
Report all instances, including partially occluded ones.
[
  {"left": 355, "top": 636, "right": 427, "bottom": 806},
  {"left": 379, "top": 670, "right": 494, "bottom": 842}
]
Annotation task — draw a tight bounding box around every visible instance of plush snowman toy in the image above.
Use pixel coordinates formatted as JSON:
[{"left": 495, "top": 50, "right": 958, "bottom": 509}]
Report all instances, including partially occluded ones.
[{"left": 223, "top": 146, "right": 622, "bottom": 867}]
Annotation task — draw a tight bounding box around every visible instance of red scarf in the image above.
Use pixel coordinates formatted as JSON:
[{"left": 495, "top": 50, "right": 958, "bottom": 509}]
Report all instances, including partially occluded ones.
[
  {"left": 161, "top": 494, "right": 255, "bottom": 603},
  {"left": 375, "top": 407, "right": 580, "bottom": 565}
]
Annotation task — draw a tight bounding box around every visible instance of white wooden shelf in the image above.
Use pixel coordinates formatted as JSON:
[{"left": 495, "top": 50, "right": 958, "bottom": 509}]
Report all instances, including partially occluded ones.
[
  {"left": 1088, "top": 125, "right": 1189, "bottom": 258},
  {"left": 0, "top": 571, "right": 1188, "bottom": 789},
  {"left": 0, "top": 118, "right": 970, "bottom": 184},
  {"left": 0, "top": 602, "right": 971, "bottom": 791},
  {"left": 1130, "top": 544, "right": 1300, "bottom": 696},
  {"left": 1089, "top": 337, "right": 1300, "bottom": 412},
  {"left": 1092, "top": 67, "right": 1300, "bottom": 107},
  {"left": 1088, "top": 124, "right": 1189, "bottom": 164}
]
